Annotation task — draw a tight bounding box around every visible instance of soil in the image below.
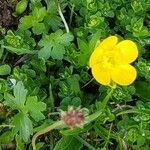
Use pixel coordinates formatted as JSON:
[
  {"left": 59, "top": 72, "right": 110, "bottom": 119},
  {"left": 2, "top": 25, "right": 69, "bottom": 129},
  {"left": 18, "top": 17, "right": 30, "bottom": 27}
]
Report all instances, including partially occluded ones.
[{"left": 0, "top": 0, "right": 18, "bottom": 28}]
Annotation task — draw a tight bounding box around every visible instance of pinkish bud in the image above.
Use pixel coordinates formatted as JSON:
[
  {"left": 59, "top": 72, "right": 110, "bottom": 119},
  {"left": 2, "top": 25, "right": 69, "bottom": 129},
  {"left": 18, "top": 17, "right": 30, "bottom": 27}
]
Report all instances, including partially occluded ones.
[{"left": 61, "top": 107, "right": 88, "bottom": 129}]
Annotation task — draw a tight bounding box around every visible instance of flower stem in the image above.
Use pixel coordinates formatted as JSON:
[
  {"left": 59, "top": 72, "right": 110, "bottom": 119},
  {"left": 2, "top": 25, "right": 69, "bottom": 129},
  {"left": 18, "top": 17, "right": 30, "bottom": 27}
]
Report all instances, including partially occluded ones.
[
  {"left": 69, "top": 4, "right": 75, "bottom": 26},
  {"left": 100, "top": 88, "right": 114, "bottom": 110},
  {"left": 0, "top": 124, "right": 14, "bottom": 128},
  {"left": 85, "top": 88, "right": 114, "bottom": 124},
  {"left": 81, "top": 78, "right": 94, "bottom": 89},
  {"left": 32, "top": 120, "right": 64, "bottom": 150},
  {"left": 55, "top": 0, "right": 69, "bottom": 33},
  {"left": 116, "top": 109, "right": 140, "bottom": 116},
  {"left": 104, "top": 123, "right": 113, "bottom": 148},
  {"left": 49, "top": 84, "right": 55, "bottom": 111}
]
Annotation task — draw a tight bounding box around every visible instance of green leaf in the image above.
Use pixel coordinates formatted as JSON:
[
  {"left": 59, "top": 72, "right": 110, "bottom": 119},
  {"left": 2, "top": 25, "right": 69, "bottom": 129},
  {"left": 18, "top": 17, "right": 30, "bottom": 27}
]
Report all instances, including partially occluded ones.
[
  {"left": 2, "top": 45, "right": 34, "bottom": 55},
  {"left": 33, "top": 120, "right": 54, "bottom": 132},
  {"left": 85, "top": 110, "right": 103, "bottom": 124},
  {"left": 0, "top": 46, "right": 4, "bottom": 59},
  {"left": 19, "top": 7, "right": 46, "bottom": 34},
  {"left": 77, "top": 38, "right": 90, "bottom": 66},
  {"left": 32, "top": 7, "right": 46, "bottom": 22},
  {"left": 54, "top": 136, "right": 83, "bottom": 150},
  {"left": 12, "top": 112, "right": 33, "bottom": 142},
  {"left": 59, "top": 33, "right": 74, "bottom": 46},
  {"left": 137, "top": 135, "right": 145, "bottom": 146},
  {"left": 45, "top": 0, "right": 62, "bottom": 30},
  {"left": 32, "top": 23, "right": 46, "bottom": 35},
  {"left": 60, "top": 97, "right": 81, "bottom": 110},
  {"left": 127, "top": 128, "right": 138, "bottom": 143},
  {"left": 51, "top": 44, "right": 65, "bottom": 60},
  {"left": 67, "top": 75, "right": 80, "bottom": 95},
  {"left": 14, "top": 81, "right": 28, "bottom": 107},
  {"left": 4, "top": 81, "right": 27, "bottom": 109},
  {"left": 35, "top": 142, "right": 45, "bottom": 150},
  {"left": 4, "top": 92, "right": 16, "bottom": 109},
  {"left": 89, "top": 30, "right": 102, "bottom": 51},
  {"left": 0, "top": 131, "right": 15, "bottom": 144},
  {"left": 0, "top": 64, "right": 11, "bottom": 75},
  {"left": 45, "top": 15, "right": 62, "bottom": 31},
  {"left": 38, "top": 30, "right": 73, "bottom": 60},
  {"left": 19, "top": 16, "right": 34, "bottom": 30},
  {"left": 38, "top": 44, "right": 52, "bottom": 59},
  {"left": 77, "top": 38, "right": 89, "bottom": 53},
  {"left": 15, "top": 134, "right": 24, "bottom": 150},
  {"left": 25, "top": 96, "right": 46, "bottom": 121},
  {"left": 60, "top": 124, "right": 92, "bottom": 136},
  {"left": 135, "top": 81, "right": 150, "bottom": 101}
]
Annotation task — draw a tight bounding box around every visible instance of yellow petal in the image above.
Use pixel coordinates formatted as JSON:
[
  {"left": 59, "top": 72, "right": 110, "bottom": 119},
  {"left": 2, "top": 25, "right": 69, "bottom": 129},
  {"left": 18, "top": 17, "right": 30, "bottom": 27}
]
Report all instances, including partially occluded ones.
[
  {"left": 111, "top": 64, "right": 137, "bottom": 86},
  {"left": 89, "top": 36, "right": 118, "bottom": 67},
  {"left": 89, "top": 47, "right": 103, "bottom": 67},
  {"left": 114, "top": 40, "right": 138, "bottom": 63},
  {"left": 98, "top": 36, "right": 118, "bottom": 50},
  {"left": 91, "top": 64, "right": 111, "bottom": 85}
]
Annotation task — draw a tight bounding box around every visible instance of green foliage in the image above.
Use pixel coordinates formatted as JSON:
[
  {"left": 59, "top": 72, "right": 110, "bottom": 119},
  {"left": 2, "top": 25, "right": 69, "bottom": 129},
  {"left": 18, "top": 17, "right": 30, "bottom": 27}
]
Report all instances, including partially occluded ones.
[
  {"left": 4, "top": 81, "right": 27, "bottom": 109},
  {"left": 19, "top": 6, "right": 47, "bottom": 34},
  {"left": 15, "top": 0, "right": 28, "bottom": 15},
  {"left": 2, "top": 81, "right": 46, "bottom": 143},
  {"left": 112, "top": 85, "right": 135, "bottom": 102},
  {"left": 1, "top": 30, "right": 35, "bottom": 54},
  {"left": 0, "top": 0, "right": 150, "bottom": 149},
  {"left": 136, "top": 59, "right": 150, "bottom": 81},
  {"left": 135, "top": 81, "right": 150, "bottom": 101},
  {"left": 38, "top": 30, "right": 74, "bottom": 60},
  {"left": 0, "top": 64, "right": 11, "bottom": 75},
  {"left": 15, "top": 134, "right": 24, "bottom": 150},
  {"left": 45, "top": 0, "right": 63, "bottom": 31},
  {"left": 60, "top": 97, "right": 81, "bottom": 110},
  {"left": 25, "top": 96, "right": 46, "bottom": 121},
  {"left": 54, "top": 136, "right": 83, "bottom": 150},
  {"left": 12, "top": 112, "right": 33, "bottom": 142}
]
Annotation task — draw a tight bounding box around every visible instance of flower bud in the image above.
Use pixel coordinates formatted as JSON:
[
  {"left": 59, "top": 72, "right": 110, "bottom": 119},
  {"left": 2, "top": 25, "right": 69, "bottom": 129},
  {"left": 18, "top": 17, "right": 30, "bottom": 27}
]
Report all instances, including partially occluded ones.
[
  {"left": 15, "top": 0, "right": 28, "bottom": 15},
  {"left": 61, "top": 107, "right": 88, "bottom": 128}
]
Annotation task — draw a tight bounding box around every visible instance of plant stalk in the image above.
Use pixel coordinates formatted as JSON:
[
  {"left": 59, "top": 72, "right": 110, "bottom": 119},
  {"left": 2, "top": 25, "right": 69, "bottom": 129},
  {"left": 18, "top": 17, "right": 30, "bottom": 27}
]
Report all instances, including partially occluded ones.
[
  {"left": 32, "top": 120, "right": 64, "bottom": 150},
  {"left": 55, "top": 0, "right": 69, "bottom": 33}
]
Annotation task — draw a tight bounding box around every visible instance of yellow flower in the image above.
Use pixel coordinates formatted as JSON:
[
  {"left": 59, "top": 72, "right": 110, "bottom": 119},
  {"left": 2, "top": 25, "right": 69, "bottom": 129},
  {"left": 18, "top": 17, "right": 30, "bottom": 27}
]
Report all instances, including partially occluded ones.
[{"left": 89, "top": 36, "right": 138, "bottom": 86}]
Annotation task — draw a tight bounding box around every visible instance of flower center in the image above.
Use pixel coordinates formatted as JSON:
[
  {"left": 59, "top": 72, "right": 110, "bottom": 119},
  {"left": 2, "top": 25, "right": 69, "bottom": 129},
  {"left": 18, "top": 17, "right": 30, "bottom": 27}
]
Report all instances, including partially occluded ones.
[{"left": 100, "top": 51, "right": 118, "bottom": 69}]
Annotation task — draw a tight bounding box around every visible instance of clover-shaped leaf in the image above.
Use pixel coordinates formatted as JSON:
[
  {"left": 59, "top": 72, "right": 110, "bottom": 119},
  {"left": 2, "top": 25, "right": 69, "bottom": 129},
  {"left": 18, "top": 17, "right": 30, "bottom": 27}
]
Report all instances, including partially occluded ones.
[
  {"left": 25, "top": 96, "right": 46, "bottom": 122},
  {"left": 38, "top": 30, "right": 73, "bottom": 60}
]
